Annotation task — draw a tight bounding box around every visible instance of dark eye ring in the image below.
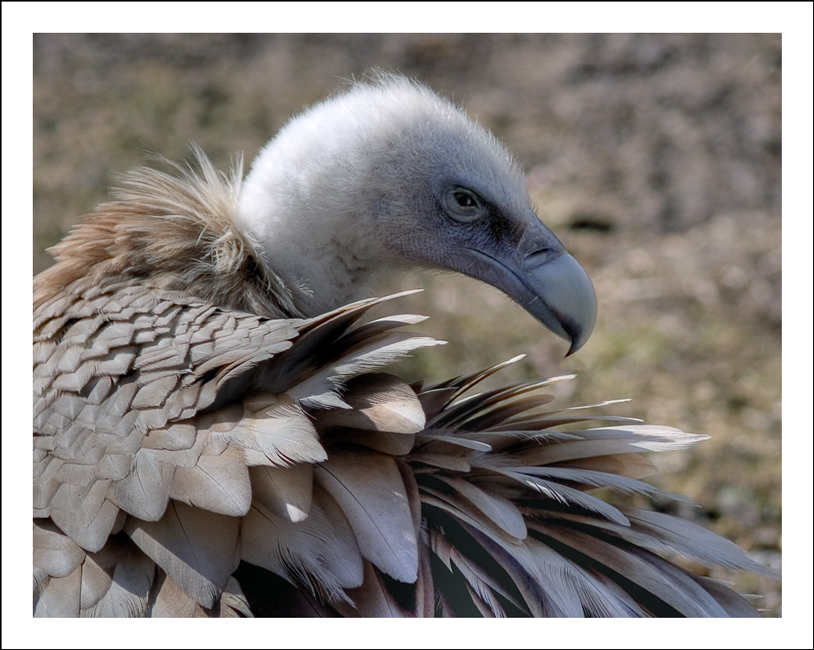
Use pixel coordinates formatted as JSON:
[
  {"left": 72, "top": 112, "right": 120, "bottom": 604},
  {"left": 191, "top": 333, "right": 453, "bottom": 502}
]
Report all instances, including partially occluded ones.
[{"left": 442, "top": 186, "right": 486, "bottom": 223}]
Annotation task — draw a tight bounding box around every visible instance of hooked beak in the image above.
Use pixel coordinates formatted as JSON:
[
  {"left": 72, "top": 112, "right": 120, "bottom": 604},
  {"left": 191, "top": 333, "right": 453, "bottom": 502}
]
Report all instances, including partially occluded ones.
[
  {"left": 464, "top": 215, "right": 597, "bottom": 356},
  {"left": 513, "top": 251, "right": 596, "bottom": 355}
]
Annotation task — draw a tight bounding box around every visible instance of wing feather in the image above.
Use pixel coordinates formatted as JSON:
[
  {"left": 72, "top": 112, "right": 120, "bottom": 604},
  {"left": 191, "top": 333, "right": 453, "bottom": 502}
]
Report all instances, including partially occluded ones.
[
  {"left": 125, "top": 501, "right": 240, "bottom": 609},
  {"left": 315, "top": 449, "right": 418, "bottom": 584}
]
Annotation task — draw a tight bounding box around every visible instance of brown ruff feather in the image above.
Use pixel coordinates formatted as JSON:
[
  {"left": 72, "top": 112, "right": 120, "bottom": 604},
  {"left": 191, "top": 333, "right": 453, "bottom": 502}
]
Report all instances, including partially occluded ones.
[{"left": 34, "top": 145, "right": 300, "bottom": 320}]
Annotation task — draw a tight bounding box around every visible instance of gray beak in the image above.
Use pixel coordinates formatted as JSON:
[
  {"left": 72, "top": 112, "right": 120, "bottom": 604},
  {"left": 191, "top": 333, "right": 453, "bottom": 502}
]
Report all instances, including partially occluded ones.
[
  {"left": 515, "top": 251, "right": 596, "bottom": 356},
  {"left": 465, "top": 215, "right": 597, "bottom": 356}
]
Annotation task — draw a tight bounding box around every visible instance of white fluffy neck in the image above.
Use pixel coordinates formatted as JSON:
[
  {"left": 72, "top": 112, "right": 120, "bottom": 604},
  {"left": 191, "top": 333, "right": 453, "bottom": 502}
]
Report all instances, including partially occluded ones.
[
  {"left": 235, "top": 128, "right": 392, "bottom": 315},
  {"left": 235, "top": 80, "right": 445, "bottom": 316},
  {"left": 235, "top": 76, "right": 512, "bottom": 317},
  {"left": 235, "top": 177, "right": 383, "bottom": 315}
]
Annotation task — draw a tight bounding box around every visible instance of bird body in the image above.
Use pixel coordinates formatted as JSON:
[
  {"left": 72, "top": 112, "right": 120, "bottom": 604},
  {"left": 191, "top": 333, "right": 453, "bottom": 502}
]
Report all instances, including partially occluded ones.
[{"left": 33, "top": 75, "right": 776, "bottom": 617}]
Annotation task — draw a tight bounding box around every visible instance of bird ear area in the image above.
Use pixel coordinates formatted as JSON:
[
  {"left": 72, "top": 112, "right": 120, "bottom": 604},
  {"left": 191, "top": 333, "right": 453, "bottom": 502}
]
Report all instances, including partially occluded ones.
[{"left": 441, "top": 185, "right": 487, "bottom": 223}]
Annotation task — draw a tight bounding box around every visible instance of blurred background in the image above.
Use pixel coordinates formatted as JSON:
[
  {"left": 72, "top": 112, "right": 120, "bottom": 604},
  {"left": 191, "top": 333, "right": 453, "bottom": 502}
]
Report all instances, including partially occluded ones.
[{"left": 33, "top": 34, "right": 781, "bottom": 615}]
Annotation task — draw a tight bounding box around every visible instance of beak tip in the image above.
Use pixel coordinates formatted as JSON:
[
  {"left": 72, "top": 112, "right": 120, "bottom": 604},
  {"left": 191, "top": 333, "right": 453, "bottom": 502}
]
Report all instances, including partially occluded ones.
[
  {"left": 564, "top": 329, "right": 591, "bottom": 357},
  {"left": 544, "top": 255, "right": 596, "bottom": 357},
  {"left": 569, "top": 311, "right": 597, "bottom": 357}
]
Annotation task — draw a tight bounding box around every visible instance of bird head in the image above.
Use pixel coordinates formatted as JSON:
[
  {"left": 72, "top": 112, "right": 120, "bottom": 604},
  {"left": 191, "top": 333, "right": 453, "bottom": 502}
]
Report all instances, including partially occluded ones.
[{"left": 237, "top": 75, "right": 596, "bottom": 355}]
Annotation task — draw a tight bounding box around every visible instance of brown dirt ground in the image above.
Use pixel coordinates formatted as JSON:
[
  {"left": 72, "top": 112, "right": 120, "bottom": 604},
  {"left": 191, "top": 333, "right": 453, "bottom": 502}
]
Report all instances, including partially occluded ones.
[{"left": 33, "top": 34, "right": 781, "bottom": 616}]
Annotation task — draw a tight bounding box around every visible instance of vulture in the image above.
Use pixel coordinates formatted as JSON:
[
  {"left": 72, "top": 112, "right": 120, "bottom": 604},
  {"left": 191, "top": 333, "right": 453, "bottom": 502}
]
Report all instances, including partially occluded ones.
[{"left": 33, "top": 74, "right": 777, "bottom": 618}]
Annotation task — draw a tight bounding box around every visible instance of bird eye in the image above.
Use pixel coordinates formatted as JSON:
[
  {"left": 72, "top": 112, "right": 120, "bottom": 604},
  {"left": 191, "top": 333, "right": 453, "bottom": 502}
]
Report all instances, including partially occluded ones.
[{"left": 442, "top": 186, "right": 486, "bottom": 223}]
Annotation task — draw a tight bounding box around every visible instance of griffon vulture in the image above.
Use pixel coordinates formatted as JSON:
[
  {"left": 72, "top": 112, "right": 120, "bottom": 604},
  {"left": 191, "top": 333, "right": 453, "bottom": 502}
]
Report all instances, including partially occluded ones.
[{"left": 33, "top": 75, "right": 776, "bottom": 617}]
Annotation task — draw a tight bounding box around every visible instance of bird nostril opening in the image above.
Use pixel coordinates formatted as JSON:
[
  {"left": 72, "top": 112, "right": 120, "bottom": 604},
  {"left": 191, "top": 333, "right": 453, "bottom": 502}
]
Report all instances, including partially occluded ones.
[{"left": 522, "top": 247, "right": 559, "bottom": 268}]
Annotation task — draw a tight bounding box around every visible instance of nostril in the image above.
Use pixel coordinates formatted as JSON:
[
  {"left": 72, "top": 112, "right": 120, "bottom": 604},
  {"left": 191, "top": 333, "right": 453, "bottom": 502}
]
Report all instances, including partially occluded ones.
[
  {"left": 524, "top": 247, "right": 550, "bottom": 260},
  {"left": 522, "top": 247, "right": 561, "bottom": 268}
]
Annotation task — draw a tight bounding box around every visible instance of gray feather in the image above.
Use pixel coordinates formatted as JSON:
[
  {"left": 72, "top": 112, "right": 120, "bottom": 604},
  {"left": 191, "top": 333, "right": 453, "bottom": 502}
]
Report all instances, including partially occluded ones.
[
  {"left": 249, "top": 462, "right": 313, "bottom": 523},
  {"left": 125, "top": 501, "right": 239, "bottom": 609},
  {"left": 622, "top": 507, "right": 781, "bottom": 579},
  {"left": 34, "top": 570, "right": 82, "bottom": 618},
  {"left": 240, "top": 496, "right": 360, "bottom": 601},
  {"left": 169, "top": 446, "right": 252, "bottom": 516},
  {"left": 33, "top": 519, "right": 86, "bottom": 579},
  {"left": 316, "top": 449, "right": 418, "bottom": 584}
]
